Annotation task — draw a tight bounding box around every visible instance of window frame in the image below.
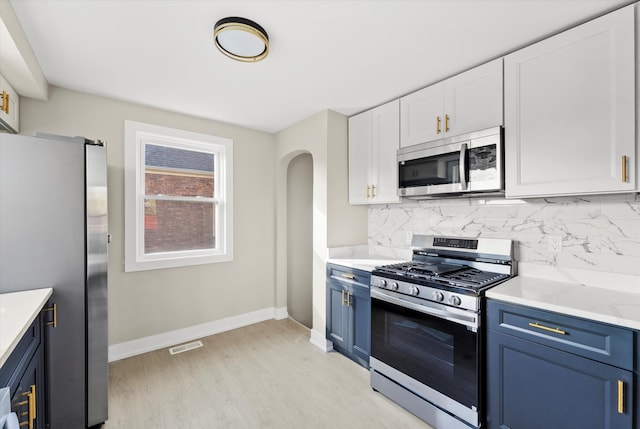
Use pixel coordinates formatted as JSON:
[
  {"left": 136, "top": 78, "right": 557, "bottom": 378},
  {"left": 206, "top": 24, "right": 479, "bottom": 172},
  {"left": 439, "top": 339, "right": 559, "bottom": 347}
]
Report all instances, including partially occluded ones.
[{"left": 124, "top": 120, "right": 233, "bottom": 272}]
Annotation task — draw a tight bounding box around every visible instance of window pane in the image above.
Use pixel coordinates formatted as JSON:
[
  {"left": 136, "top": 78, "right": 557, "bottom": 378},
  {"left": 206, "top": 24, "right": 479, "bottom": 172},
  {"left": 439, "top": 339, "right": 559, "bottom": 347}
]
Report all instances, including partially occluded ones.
[
  {"left": 145, "top": 144, "right": 215, "bottom": 198},
  {"left": 144, "top": 199, "right": 216, "bottom": 254}
]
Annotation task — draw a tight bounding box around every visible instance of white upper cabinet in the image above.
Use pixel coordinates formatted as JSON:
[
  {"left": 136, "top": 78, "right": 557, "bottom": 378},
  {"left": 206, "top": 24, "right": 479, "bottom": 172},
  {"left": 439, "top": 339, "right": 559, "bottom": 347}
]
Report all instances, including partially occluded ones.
[
  {"left": 348, "top": 100, "right": 400, "bottom": 205},
  {"left": 0, "top": 74, "right": 19, "bottom": 133},
  {"left": 505, "top": 5, "right": 636, "bottom": 198},
  {"left": 400, "top": 58, "right": 503, "bottom": 148}
]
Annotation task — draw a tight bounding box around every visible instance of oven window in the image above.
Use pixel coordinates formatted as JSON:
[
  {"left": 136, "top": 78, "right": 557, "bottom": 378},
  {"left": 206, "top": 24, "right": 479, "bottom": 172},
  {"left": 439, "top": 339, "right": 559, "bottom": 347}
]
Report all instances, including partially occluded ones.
[
  {"left": 371, "top": 297, "right": 478, "bottom": 409},
  {"left": 399, "top": 151, "right": 461, "bottom": 188}
]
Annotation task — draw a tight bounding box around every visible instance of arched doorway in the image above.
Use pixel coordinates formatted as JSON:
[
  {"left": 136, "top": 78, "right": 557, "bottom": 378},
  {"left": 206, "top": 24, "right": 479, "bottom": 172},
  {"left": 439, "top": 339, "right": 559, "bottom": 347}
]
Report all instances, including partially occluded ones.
[{"left": 286, "top": 153, "right": 313, "bottom": 328}]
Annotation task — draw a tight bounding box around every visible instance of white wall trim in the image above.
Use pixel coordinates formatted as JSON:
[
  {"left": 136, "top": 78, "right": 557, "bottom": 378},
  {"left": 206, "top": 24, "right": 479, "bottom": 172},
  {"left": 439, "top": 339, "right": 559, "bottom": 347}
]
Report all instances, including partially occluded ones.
[
  {"left": 109, "top": 307, "right": 281, "bottom": 362},
  {"left": 309, "top": 329, "right": 333, "bottom": 352}
]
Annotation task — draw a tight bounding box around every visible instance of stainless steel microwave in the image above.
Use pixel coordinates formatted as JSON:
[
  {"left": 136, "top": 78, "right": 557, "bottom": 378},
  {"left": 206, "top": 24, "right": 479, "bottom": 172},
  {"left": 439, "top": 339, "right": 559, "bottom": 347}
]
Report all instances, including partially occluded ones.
[{"left": 397, "top": 127, "right": 504, "bottom": 198}]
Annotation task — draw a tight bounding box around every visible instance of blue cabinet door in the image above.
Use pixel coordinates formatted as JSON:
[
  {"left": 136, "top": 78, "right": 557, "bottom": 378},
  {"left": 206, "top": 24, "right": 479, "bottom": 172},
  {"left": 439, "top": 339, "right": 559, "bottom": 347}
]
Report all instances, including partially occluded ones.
[
  {"left": 326, "top": 263, "right": 372, "bottom": 368},
  {"left": 326, "top": 278, "right": 348, "bottom": 350},
  {"left": 11, "top": 343, "right": 45, "bottom": 429},
  {"left": 487, "top": 330, "right": 633, "bottom": 429},
  {"left": 350, "top": 282, "right": 371, "bottom": 367}
]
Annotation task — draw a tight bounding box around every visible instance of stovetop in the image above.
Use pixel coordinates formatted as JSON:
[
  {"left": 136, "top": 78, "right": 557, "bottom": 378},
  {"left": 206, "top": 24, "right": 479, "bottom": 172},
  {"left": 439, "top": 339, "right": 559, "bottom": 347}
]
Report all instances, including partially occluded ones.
[
  {"left": 373, "top": 261, "right": 509, "bottom": 293},
  {"left": 369, "top": 235, "right": 515, "bottom": 312}
]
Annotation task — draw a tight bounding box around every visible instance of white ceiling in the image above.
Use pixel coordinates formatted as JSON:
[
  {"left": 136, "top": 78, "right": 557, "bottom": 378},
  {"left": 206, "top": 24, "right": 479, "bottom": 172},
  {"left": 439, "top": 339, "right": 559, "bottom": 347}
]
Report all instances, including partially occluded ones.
[{"left": 7, "top": 0, "right": 635, "bottom": 133}]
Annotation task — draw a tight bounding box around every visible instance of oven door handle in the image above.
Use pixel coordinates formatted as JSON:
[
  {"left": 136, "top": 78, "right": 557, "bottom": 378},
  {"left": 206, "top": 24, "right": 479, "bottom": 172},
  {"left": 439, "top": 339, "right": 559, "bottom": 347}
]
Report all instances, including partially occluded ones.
[{"left": 371, "top": 288, "right": 478, "bottom": 330}]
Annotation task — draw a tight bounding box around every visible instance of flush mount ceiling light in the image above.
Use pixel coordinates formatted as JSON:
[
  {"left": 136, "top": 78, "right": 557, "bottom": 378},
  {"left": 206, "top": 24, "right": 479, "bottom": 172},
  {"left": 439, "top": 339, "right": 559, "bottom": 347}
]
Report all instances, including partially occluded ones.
[{"left": 213, "top": 17, "right": 269, "bottom": 62}]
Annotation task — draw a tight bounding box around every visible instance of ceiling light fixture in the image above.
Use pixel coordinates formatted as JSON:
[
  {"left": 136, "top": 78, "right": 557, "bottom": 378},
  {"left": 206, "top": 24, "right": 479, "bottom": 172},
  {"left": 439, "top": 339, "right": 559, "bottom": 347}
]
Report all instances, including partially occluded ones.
[{"left": 213, "top": 17, "right": 269, "bottom": 62}]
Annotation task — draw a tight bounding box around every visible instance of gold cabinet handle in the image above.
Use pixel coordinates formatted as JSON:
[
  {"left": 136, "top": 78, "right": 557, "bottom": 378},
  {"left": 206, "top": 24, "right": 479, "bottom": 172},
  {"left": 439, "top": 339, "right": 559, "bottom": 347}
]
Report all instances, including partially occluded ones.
[
  {"left": 17, "top": 386, "right": 35, "bottom": 429},
  {"left": 371, "top": 184, "right": 376, "bottom": 198},
  {"left": 43, "top": 303, "right": 57, "bottom": 328},
  {"left": 30, "top": 385, "right": 36, "bottom": 422},
  {"left": 341, "top": 273, "right": 355, "bottom": 280},
  {"left": 341, "top": 290, "right": 345, "bottom": 306},
  {"left": 445, "top": 114, "right": 450, "bottom": 132},
  {"left": 366, "top": 185, "right": 370, "bottom": 199},
  {"left": 1, "top": 91, "right": 8, "bottom": 114},
  {"left": 528, "top": 322, "right": 566, "bottom": 335},
  {"left": 618, "top": 380, "right": 624, "bottom": 414},
  {"left": 622, "top": 156, "right": 627, "bottom": 183},
  {"left": 347, "top": 291, "right": 352, "bottom": 307},
  {"left": 436, "top": 116, "right": 441, "bottom": 134}
]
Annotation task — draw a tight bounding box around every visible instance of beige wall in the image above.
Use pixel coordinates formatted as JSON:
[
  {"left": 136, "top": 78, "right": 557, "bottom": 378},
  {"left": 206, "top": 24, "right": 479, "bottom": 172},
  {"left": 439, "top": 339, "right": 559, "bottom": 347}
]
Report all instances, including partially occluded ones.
[
  {"left": 20, "top": 87, "right": 366, "bottom": 348},
  {"left": 19, "top": 86, "right": 277, "bottom": 345},
  {"left": 326, "top": 110, "right": 368, "bottom": 247},
  {"left": 275, "top": 110, "right": 367, "bottom": 341}
]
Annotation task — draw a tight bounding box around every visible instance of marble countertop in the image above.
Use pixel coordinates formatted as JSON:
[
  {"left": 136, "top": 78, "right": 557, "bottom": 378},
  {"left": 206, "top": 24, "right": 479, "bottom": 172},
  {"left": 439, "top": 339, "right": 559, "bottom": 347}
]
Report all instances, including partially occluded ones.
[
  {"left": 0, "top": 288, "right": 53, "bottom": 368},
  {"left": 487, "top": 277, "right": 640, "bottom": 330}
]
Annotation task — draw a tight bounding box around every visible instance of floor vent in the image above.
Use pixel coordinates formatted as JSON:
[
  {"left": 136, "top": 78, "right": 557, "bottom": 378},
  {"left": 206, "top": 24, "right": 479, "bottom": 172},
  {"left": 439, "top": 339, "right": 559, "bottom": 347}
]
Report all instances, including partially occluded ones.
[{"left": 169, "top": 340, "right": 203, "bottom": 355}]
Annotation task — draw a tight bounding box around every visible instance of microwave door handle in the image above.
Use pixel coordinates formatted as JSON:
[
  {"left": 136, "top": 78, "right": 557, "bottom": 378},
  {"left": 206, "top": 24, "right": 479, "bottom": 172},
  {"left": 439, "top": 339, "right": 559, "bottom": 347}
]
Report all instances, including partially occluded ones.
[{"left": 459, "top": 143, "right": 468, "bottom": 190}]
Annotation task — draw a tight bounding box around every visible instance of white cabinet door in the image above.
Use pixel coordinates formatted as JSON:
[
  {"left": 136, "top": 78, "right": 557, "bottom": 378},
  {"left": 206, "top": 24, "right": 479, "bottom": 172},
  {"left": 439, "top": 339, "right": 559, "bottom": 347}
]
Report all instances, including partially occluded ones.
[
  {"left": 348, "top": 110, "right": 372, "bottom": 204},
  {"left": 371, "top": 99, "right": 400, "bottom": 204},
  {"left": 400, "top": 58, "right": 503, "bottom": 148},
  {"left": 348, "top": 100, "right": 400, "bottom": 205},
  {"left": 445, "top": 58, "right": 503, "bottom": 138},
  {"left": 400, "top": 84, "right": 444, "bottom": 148},
  {"left": 0, "top": 74, "right": 19, "bottom": 133},
  {"left": 505, "top": 5, "right": 635, "bottom": 198}
]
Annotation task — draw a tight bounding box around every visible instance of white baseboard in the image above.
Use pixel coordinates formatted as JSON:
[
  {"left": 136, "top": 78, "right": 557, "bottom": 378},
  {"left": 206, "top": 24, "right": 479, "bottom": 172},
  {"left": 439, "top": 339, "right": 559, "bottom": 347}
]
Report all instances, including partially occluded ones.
[
  {"left": 108, "top": 307, "right": 285, "bottom": 362},
  {"left": 273, "top": 306, "right": 288, "bottom": 320},
  {"left": 309, "top": 329, "right": 333, "bottom": 352}
]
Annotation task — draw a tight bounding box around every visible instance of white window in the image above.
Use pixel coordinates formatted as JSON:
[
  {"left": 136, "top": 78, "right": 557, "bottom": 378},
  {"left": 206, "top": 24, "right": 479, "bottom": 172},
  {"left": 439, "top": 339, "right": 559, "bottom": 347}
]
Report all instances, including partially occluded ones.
[{"left": 124, "top": 121, "right": 233, "bottom": 271}]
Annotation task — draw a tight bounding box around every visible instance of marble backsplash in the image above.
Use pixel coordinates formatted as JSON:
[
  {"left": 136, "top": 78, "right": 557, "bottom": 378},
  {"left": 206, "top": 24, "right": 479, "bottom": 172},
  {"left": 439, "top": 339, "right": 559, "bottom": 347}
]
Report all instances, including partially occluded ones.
[{"left": 369, "top": 193, "right": 640, "bottom": 276}]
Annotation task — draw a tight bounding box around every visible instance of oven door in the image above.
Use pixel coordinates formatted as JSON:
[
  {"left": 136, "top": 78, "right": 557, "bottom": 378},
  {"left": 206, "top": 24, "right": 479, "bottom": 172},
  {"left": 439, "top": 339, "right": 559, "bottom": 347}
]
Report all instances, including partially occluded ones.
[{"left": 370, "top": 288, "right": 480, "bottom": 426}]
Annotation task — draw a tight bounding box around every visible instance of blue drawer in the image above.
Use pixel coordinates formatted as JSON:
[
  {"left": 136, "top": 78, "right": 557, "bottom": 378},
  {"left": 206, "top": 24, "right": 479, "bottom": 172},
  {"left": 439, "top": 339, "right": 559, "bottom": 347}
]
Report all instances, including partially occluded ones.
[{"left": 487, "top": 300, "right": 633, "bottom": 370}]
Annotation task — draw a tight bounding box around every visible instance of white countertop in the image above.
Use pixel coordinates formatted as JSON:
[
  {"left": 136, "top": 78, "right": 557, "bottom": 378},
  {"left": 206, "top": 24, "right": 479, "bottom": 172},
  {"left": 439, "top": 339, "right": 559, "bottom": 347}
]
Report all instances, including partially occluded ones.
[
  {"left": 0, "top": 288, "right": 53, "bottom": 368},
  {"left": 327, "top": 258, "right": 408, "bottom": 272},
  {"left": 326, "top": 244, "right": 411, "bottom": 272},
  {"left": 487, "top": 277, "right": 640, "bottom": 330}
]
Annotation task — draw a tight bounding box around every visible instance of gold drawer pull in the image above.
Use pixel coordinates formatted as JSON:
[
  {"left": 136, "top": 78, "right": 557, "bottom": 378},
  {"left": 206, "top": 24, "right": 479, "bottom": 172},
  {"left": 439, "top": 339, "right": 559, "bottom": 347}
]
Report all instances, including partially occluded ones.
[
  {"left": 43, "top": 303, "right": 57, "bottom": 328},
  {"left": 618, "top": 380, "right": 624, "bottom": 414},
  {"left": 30, "top": 385, "right": 36, "bottom": 421},
  {"left": 341, "top": 273, "right": 355, "bottom": 280},
  {"left": 1, "top": 91, "right": 8, "bottom": 114},
  {"left": 16, "top": 385, "right": 35, "bottom": 429},
  {"left": 622, "top": 156, "right": 627, "bottom": 183},
  {"left": 528, "top": 322, "right": 566, "bottom": 335}
]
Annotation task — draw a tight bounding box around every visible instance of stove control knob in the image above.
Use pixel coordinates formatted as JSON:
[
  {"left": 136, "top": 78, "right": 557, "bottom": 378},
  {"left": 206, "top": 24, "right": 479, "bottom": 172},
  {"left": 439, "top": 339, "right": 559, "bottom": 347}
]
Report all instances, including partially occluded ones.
[
  {"left": 449, "top": 295, "right": 462, "bottom": 306},
  {"left": 379, "top": 279, "right": 387, "bottom": 287},
  {"left": 433, "top": 291, "right": 444, "bottom": 302},
  {"left": 409, "top": 286, "right": 419, "bottom": 296},
  {"left": 390, "top": 282, "right": 399, "bottom": 291}
]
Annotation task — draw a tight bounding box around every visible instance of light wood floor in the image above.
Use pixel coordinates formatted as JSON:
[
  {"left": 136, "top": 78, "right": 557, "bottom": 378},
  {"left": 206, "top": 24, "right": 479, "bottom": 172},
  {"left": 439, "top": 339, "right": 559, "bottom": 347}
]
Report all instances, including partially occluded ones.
[{"left": 103, "top": 318, "right": 433, "bottom": 428}]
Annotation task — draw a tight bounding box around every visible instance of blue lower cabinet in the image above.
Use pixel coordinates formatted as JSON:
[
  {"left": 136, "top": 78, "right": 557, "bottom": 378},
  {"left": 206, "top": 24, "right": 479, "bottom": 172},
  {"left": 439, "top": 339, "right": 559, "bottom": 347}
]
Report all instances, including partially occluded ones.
[
  {"left": 326, "top": 263, "right": 371, "bottom": 368},
  {"left": 0, "top": 315, "right": 46, "bottom": 429},
  {"left": 486, "top": 300, "right": 634, "bottom": 429}
]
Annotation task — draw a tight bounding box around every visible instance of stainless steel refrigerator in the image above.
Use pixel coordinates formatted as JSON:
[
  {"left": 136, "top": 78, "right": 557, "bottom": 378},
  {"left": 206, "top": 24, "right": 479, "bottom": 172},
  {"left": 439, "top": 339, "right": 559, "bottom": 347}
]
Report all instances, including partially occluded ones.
[{"left": 0, "top": 133, "right": 108, "bottom": 428}]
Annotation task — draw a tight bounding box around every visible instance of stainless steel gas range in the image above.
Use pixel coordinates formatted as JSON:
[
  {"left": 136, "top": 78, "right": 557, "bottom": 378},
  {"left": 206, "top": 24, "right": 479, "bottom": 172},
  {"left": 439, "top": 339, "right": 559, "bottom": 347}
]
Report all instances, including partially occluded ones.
[{"left": 369, "top": 235, "right": 515, "bottom": 429}]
